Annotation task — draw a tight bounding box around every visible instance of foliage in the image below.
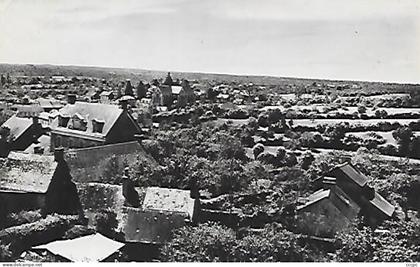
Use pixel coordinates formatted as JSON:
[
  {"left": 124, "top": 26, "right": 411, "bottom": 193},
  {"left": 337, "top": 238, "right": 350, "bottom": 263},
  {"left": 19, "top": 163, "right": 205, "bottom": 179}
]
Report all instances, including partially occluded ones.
[
  {"left": 160, "top": 222, "right": 237, "bottom": 262},
  {"left": 5, "top": 209, "right": 42, "bottom": 228}
]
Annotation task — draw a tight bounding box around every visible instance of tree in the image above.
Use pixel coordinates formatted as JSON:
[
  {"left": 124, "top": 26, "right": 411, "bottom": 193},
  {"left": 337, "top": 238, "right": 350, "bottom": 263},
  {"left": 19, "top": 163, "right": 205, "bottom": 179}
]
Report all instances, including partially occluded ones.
[
  {"left": 160, "top": 222, "right": 237, "bottom": 262},
  {"left": 392, "top": 126, "right": 413, "bottom": 156},
  {"left": 233, "top": 224, "right": 315, "bottom": 262},
  {"left": 124, "top": 80, "right": 134, "bottom": 96},
  {"left": 136, "top": 81, "right": 146, "bottom": 99}
]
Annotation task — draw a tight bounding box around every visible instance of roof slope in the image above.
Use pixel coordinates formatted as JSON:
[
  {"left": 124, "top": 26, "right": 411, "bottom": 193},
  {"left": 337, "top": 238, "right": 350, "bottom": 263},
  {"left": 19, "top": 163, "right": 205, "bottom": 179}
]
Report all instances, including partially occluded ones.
[
  {"left": 51, "top": 102, "right": 123, "bottom": 138},
  {"left": 122, "top": 207, "right": 189, "bottom": 244},
  {"left": 2, "top": 115, "right": 33, "bottom": 141},
  {"left": 33, "top": 233, "right": 124, "bottom": 262},
  {"left": 142, "top": 187, "right": 195, "bottom": 219},
  {"left": 370, "top": 192, "right": 395, "bottom": 217},
  {"left": 329, "top": 162, "right": 368, "bottom": 187},
  {"left": 0, "top": 152, "right": 56, "bottom": 193}
]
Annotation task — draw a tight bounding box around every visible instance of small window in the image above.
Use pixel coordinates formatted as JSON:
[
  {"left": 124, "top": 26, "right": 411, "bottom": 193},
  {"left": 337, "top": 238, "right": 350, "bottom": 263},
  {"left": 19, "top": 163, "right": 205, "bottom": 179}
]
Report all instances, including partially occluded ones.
[
  {"left": 92, "top": 118, "right": 105, "bottom": 133},
  {"left": 58, "top": 115, "right": 70, "bottom": 127}
]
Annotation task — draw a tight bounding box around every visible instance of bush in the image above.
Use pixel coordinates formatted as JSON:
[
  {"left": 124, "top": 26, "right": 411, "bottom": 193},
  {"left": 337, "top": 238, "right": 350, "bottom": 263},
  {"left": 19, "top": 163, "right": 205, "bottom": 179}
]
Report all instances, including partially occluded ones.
[{"left": 5, "top": 210, "right": 43, "bottom": 228}]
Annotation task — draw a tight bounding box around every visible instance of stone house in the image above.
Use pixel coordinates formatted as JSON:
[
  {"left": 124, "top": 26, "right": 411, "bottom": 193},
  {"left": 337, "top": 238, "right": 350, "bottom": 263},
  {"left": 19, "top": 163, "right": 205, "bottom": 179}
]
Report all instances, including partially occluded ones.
[
  {"left": 50, "top": 100, "right": 141, "bottom": 150},
  {"left": 1, "top": 114, "right": 44, "bottom": 151},
  {"left": 297, "top": 162, "right": 395, "bottom": 237},
  {"left": 0, "top": 150, "right": 82, "bottom": 226}
]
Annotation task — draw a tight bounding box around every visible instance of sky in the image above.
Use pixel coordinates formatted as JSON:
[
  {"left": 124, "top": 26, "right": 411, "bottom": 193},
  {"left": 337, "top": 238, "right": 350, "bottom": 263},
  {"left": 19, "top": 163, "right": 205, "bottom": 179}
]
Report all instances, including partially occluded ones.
[{"left": 0, "top": 0, "right": 419, "bottom": 83}]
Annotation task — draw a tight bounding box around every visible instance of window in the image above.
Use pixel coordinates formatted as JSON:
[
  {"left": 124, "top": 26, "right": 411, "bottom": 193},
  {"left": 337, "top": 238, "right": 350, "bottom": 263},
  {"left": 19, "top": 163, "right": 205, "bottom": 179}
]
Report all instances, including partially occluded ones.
[
  {"left": 58, "top": 115, "right": 70, "bottom": 127},
  {"left": 92, "top": 118, "right": 105, "bottom": 133}
]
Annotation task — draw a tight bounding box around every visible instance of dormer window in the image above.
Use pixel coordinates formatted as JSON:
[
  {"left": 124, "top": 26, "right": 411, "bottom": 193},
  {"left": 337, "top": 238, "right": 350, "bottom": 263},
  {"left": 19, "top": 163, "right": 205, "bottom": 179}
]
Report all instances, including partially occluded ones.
[
  {"left": 70, "top": 113, "right": 87, "bottom": 131},
  {"left": 58, "top": 114, "right": 70, "bottom": 127},
  {"left": 92, "top": 118, "right": 105, "bottom": 133}
]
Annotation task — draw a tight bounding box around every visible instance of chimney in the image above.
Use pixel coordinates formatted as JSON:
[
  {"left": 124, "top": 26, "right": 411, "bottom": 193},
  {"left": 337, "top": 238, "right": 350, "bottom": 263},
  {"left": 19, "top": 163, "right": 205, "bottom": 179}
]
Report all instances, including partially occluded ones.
[
  {"left": 32, "top": 116, "right": 39, "bottom": 125},
  {"left": 323, "top": 176, "right": 337, "bottom": 190},
  {"left": 120, "top": 99, "right": 128, "bottom": 111},
  {"left": 67, "top": 94, "right": 76, "bottom": 104},
  {"left": 34, "top": 145, "right": 44, "bottom": 155},
  {"left": 54, "top": 147, "right": 64, "bottom": 162}
]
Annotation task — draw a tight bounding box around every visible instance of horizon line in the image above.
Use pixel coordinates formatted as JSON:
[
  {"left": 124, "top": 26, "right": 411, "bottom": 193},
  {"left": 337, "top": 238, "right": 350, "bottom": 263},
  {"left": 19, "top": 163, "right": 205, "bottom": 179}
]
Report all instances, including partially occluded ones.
[{"left": 0, "top": 61, "right": 419, "bottom": 86}]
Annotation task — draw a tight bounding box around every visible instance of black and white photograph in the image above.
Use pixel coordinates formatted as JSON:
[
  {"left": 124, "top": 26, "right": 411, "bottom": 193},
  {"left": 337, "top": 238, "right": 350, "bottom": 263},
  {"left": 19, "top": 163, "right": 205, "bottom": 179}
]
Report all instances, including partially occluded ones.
[{"left": 0, "top": 0, "right": 419, "bottom": 263}]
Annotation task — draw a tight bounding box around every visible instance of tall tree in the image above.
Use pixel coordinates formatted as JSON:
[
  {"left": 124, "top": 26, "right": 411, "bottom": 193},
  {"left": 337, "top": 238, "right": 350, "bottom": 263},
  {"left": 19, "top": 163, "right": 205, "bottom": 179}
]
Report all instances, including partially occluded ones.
[
  {"left": 124, "top": 80, "right": 134, "bottom": 96},
  {"left": 136, "top": 81, "right": 146, "bottom": 99}
]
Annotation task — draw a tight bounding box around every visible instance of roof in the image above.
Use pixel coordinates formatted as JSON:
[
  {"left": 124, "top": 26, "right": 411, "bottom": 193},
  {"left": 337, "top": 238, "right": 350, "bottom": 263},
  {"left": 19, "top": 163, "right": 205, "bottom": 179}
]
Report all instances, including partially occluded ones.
[
  {"left": 297, "top": 187, "right": 361, "bottom": 221},
  {"left": 35, "top": 98, "right": 63, "bottom": 109},
  {"left": 51, "top": 102, "right": 123, "bottom": 138},
  {"left": 0, "top": 152, "right": 57, "bottom": 193},
  {"left": 23, "top": 134, "right": 51, "bottom": 154},
  {"left": 32, "top": 233, "right": 124, "bottom": 262},
  {"left": 329, "top": 162, "right": 368, "bottom": 187},
  {"left": 2, "top": 115, "right": 33, "bottom": 141},
  {"left": 100, "top": 91, "right": 113, "bottom": 96},
  {"left": 122, "top": 207, "right": 189, "bottom": 244},
  {"left": 297, "top": 189, "right": 330, "bottom": 210},
  {"left": 119, "top": 95, "right": 135, "bottom": 101},
  {"left": 370, "top": 192, "right": 395, "bottom": 217},
  {"left": 171, "top": 86, "right": 183, "bottom": 95},
  {"left": 142, "top": 187, "right": 195, "bottom": 220}
]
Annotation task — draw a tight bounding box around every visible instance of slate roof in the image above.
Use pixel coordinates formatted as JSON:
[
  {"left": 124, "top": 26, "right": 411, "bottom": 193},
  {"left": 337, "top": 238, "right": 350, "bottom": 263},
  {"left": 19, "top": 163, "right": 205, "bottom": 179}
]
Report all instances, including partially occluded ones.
[
  {"left": 142, "top": 187, "right": 196, "bottom": 220},
  {"left": 32, "top": 233, "right": 124, "bottom": 262},
  {"left": 51, "top": 102, "right": 123, "bottom": 139},
  {"left": 122, "top": 207, "right": 189, "bottom": 244},
  {"left": 370, "top": 192, "right": 395, "bottom": 217},
  {"left": 328, "top": 162, "right": 368, "bottom": 187},
  {"left": 297, "top": 187, "right": 361, "bottom": 221},
  {"left": 0, "top": 152, "right": 57, "bottom": 193},
  {"left": 2, "top": 115, "right": 33, "bottom": 141}
]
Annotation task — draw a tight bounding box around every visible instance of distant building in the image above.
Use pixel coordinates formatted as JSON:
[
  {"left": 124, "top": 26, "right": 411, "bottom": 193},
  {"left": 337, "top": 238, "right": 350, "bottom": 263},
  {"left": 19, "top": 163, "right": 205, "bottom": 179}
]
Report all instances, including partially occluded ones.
[
  {"left": 99, "top": 91, "right": 114, "bottom": 104},
  {"left": 50, "top": 99, "right": 141, "bottom": 150}
]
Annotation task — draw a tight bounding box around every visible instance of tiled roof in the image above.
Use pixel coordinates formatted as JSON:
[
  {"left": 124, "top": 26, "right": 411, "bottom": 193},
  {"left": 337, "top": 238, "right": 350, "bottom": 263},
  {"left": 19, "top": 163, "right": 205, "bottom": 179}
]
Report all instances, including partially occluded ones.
[
  {"left": 51, "top": 102, "right": 123, "bottom": 138},
  {"left": 142, "top": 187, "right": 195, "bottom": 219},
  {"left": 2, "top": 115, "right": 33, "bottom": 141},
  {"left": 0, "top": 152, "right": 57, "bottom": 193}
]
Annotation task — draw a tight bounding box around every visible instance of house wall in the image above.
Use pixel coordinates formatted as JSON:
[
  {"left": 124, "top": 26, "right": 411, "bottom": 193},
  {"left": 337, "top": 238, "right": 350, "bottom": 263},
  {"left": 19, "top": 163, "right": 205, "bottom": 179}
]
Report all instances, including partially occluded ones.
[
  {"left": 0, "top": 191, "right": 45, "bottom": 215},
  {"left": 65, "top": 141, "right": 143, "bottom": 183},
  {"left": 296, "top": 199, "right": 352, "bottom": 237},
  {"left": 50, "top": 132, "right": 104, "bottom": 151}
]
